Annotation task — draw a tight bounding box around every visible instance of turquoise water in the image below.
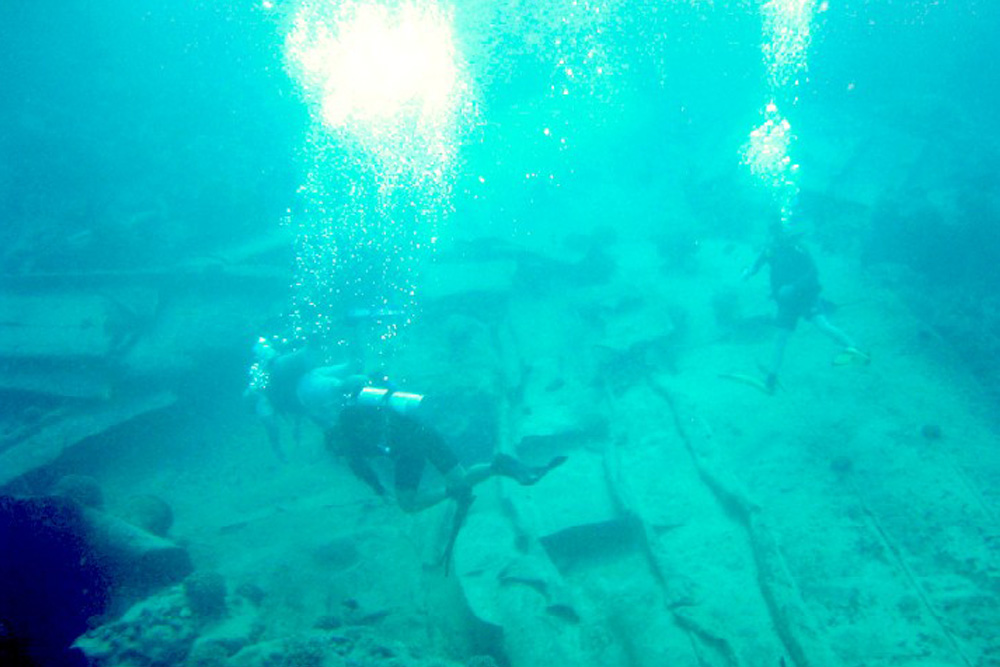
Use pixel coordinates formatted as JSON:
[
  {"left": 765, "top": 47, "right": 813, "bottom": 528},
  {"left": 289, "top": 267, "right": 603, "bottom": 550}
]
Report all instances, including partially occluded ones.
[{"left": 2, "top": 2, "right": 1000, "bottom": 666}]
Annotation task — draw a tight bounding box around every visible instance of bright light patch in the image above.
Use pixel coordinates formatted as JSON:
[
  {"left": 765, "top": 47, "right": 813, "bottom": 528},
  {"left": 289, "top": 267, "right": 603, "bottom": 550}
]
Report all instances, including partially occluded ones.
[
  {"left": 286, "top": 1, "right": 459, "bottom": 130},
  {"left": 280, "top": 0, "right": 474, "bottom": 354}
]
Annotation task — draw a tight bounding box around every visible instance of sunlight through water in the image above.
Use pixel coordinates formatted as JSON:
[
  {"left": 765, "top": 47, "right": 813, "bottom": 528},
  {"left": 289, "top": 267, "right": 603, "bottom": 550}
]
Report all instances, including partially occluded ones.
[{"left": 282, "top": 0, "right": 475, "bottom": 358}]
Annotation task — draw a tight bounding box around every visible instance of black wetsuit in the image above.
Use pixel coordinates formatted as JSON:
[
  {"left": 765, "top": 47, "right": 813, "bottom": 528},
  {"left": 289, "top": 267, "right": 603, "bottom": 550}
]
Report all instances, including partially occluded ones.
[
  {"left": 332, "top": 403, "right": 459, "bottom": 497},
  {"left": 752, "top": 238, "right": 822, "bottom": 330}
]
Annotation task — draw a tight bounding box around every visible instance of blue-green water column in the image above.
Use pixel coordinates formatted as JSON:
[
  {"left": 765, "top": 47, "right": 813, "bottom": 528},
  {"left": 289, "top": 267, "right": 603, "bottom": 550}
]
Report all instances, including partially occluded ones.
[{"left": 282, "top": 0, "right": 476, "bottom": 360}]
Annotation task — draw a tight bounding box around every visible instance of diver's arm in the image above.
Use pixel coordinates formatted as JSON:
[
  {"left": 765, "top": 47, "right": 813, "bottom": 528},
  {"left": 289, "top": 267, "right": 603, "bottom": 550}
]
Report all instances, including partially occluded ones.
[
  {"left": 743, "top": 249, "right": 768, "bottom": 280},
  {"left": 346, "top": 454, "right": 386, "bottom": 497}
]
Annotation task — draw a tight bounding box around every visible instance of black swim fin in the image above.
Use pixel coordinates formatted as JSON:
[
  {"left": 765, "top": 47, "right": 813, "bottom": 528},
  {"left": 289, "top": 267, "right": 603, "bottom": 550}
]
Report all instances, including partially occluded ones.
[
  {"left": 492, "top": 454, "right": 567, "bottom": 485},
  {"left": 441, "top": 493, "right": 474, "bottom": 576}
]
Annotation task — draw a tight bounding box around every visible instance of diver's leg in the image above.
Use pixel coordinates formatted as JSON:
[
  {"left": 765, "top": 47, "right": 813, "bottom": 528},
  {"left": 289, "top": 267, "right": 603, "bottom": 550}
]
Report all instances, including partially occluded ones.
[
  {"left": 813, "top": 313, "right": 855, "bottom": 348},
  {"left": 255, "top": 395, "right": 287, "bottom": 463},
  {"left": 766, "top": 327, "right": 792, "bottom": 393},
  {"left": 462, "top": 463, "right": 494, "bottom": 487},
  {"left": 394, "top": 455, "right": 453, "bottom": 513},
  {"left": 399, "top": 456, "right": 567, "bottom": 513},
  {"left": 396, "top": 487, "right": 449, "bottom": 514},
  {"left": 489, "top": 454, "right": 567, "bottom": 485},
  {"left": 397, "top": 463, "right": 485, "bottom": 513}
]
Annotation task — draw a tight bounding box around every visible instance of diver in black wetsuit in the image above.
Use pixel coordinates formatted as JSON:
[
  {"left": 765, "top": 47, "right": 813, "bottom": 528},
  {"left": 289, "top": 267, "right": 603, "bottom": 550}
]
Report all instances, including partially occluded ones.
[
  {"left": 247, "top": 340, "right": 564, "bottom": 511},
  {"left": 743, "top": 220, "right": 868, "bottom": 393},
  {"left": 327, "top": 385, "right": 565, "bottom": 513}
]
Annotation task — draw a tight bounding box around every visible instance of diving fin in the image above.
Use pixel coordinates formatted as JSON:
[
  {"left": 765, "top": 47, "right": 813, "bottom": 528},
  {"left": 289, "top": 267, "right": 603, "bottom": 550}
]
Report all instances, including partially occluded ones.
[
  {"left": 833, "top": 347, "right": 871, "bottom": 366},
  {"left": 719, "top": 372, "right": 777, "bottom": 394},
  {"left": 492, "top": 454, "right": 567, "bottom": 485}
]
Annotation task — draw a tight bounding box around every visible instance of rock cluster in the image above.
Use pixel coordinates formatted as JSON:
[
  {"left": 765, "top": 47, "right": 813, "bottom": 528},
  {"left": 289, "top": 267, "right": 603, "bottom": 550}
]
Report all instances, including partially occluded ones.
[{"left": 76, "top": 577, "right": 486, "bottom": 667}]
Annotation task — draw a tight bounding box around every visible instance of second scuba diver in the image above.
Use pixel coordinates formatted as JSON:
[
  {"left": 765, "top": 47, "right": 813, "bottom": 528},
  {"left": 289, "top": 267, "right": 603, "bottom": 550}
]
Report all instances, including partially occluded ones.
[{"left": 743, "top": 219, "right": 869, "bottom": 393}]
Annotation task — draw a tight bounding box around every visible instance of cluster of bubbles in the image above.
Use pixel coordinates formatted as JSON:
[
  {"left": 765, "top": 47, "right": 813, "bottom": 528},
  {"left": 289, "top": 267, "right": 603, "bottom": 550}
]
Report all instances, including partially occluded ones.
[
  {"left": 274, "top": 0, "right": 800, "bottom": 358},
  {"left": 743, "top": 0, "right": 817, "bottom": 221},
  {"left": 281, "top": 0, "right": 476, "bottom": 357},
  {"left": 743, "top": 101, "right": 798, "bottom": 195},
  {"left": 277, "top": 0, "right": 656, "bottom": 357},
  {"left": 761, "top": 0, "right": 816, "bottom": 91}
]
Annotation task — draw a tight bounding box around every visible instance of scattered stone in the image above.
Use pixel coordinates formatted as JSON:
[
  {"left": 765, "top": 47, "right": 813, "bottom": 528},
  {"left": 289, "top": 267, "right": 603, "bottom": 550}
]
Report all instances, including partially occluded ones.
[{"left": 75, "top": 586, "right": 197, "bottom": 666}]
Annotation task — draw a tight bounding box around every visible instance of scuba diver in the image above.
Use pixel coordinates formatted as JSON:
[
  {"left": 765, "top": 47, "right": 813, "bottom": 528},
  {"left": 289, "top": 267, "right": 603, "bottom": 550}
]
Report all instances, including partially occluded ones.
[
  {"left": 245, "top": 338, "right": 565, "bottom": 512},
  {"left": 742, "top": 219, "right": 869, "bottom": 393},
  {"left": 327, "top": 384, "right": 565, "bottom": 513}
]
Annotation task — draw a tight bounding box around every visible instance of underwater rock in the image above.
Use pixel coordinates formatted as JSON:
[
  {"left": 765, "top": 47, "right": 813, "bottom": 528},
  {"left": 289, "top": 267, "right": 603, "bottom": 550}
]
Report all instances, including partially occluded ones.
[
  {"left": 184, "top": 571, "right": 228, "bottom": 619},
  {"left": 188, "top": 601, "right": 265, "bottom": 664},
  {"left": 466, "top": 656, "right": 500, "bottom": 667},
  {"left": 226, "top": 634, "right": 327, "bottom": 667},
  {"left": 313, "top": 614, "right": 343, "bottom": 631},
  {"left": 81, "top": 505, "right": 193, "bottom": 593},
  {"left": 514, "top": 247, "right": 616, "bottom": 294},
  {"left": 53, "top": 474, "right": 104, "bottom": 509},
  {"left": 235, "top": 582, "right": 266, "bottom": 607},
  {"left": 227, "top": 632, "right": 350, "bottom": 667},
  {"left": 184, "top": 640, "right": 229, "bottom": 667},
  {"left": 75, "top": 586, "right": 198, "bottom": 667},
  {"left": 516, "top": 355, "right": 607, "bottom": 461},
  {"left": 122, "top": 493, "right": 174, "bottom": 537},
  {"left": 228, "top": 627, "right": 470, "bottom": 667},
  {"left": 424, "top": 260, "right": 518, "bottom": 301},
  {"left": 0, "top": 391, "right": 177, "bottom": 489},
  {"left": 0, "top": 495, "right": 109, "bottom": 667},
  {"left": 526, "top": 451, "right": 620, "bottom": 548},
  {"left": 0, "top": 292, "right": 118, "bottom": 359},
  {"left": 1, "top": 493, "right": 194, "bottom": 666}
]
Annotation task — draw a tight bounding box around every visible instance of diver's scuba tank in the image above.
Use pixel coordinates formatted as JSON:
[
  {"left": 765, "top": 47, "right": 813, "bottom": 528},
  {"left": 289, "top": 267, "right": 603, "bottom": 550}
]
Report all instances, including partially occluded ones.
[{"left": 356, "top": 386, "right": 424, "bottom": 416}]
